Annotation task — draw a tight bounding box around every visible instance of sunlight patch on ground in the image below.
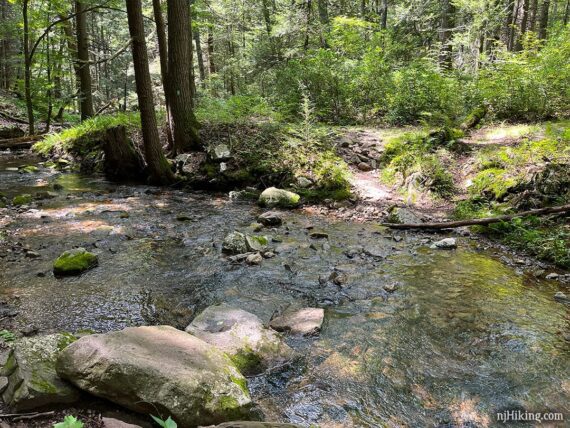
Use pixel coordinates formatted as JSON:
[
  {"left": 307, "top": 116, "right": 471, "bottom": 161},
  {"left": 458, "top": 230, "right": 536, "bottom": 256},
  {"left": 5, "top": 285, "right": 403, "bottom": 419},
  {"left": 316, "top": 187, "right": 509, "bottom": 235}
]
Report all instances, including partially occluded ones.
[
  {"left": 449, "top": 398, "right": 490, "bottom": 427},
  {"left": 475, "top": 123, "right": 542, "bottom": 143}
]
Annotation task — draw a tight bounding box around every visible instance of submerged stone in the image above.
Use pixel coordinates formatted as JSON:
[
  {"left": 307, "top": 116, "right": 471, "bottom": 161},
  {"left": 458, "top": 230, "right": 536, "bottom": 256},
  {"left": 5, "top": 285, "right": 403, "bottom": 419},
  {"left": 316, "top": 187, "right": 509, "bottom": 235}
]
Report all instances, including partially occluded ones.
[
  {"left": 258, "top": 187, "right": 300, "bottom": 208},
  {"left": 0, "top": 334, "right": 80, "bottom": 411},
  {"left": 53, "top": 248, "right": 98, "bottom": 276},
  {"left": 270, "top": 308, "right": 325, "bottom": 336},
  {"left": 56, "top": 326, "right": 252, "bottom": 427},
  {"left": 186, "top": 304, "right": 293, "bottom": 375}
]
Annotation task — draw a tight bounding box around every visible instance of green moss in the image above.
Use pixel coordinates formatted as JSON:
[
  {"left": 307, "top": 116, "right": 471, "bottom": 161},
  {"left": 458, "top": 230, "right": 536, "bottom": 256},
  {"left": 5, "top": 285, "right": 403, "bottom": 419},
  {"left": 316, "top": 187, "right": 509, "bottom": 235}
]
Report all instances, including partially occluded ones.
[
  {"left": 57, "top": 332, "right": 78, "bottom": 351},
  {"left": 12, "top": 194, "right": 33, "bottom": 206},
  {"left": 33, "top": 112, "right": 141, "bottom": 156},
  {"left": 218, "top": 395, "right": 240, "bottom": 410},
  {"left": 53, "top": 248, "right": 98, "bottom": 276},
  {"left": 229, "top": 348, "right": 262, "bottom": 374},
  {"left": 470, "top": 168, "right": 517, "bottom": 200},
  {"left": 20, "top": 165, "right": 39, "bottom": 173},
  {"left": 229, "top": 375, "right": 249, "bottom": 395}
]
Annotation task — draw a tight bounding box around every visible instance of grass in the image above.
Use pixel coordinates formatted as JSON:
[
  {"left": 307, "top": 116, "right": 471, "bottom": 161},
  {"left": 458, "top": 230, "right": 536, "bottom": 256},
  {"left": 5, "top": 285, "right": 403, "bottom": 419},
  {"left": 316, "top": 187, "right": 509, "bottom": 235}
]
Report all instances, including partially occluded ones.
[
  {"left": 379, "top": 128, "right": 459, "bottom": 199},
  {"left": 34, "top": 112, "right": 141, "bottom": 155}
]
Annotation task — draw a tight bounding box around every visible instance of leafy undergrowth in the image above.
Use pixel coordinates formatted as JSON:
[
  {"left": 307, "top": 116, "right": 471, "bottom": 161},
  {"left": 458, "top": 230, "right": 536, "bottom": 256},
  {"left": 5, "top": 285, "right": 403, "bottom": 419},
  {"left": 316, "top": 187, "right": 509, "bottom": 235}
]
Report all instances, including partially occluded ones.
[
  {"left": 34, "top": 113, "right": 141, "bottom": 156},
  {"left": 198, "top": 121, "right": 351, "bottom": 199},
  {"left": 455, "top": 120, "right": 570, "bottom": 268},
  {"left": 379, "top": 127, "right": 463, "bottom": 200}
]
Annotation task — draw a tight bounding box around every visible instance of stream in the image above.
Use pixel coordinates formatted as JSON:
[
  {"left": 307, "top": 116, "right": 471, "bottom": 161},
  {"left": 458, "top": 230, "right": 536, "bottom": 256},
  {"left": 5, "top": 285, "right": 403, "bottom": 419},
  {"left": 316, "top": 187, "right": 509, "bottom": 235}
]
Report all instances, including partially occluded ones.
[{"left": 0, "top": 150, "right": 569, "bottom": 427}]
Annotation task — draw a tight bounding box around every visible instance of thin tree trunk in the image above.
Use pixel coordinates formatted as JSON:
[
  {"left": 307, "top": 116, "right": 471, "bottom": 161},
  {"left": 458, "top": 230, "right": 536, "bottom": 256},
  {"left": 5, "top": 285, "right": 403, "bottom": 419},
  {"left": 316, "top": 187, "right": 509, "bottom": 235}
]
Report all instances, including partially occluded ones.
[
  {"left": 207, "top": 28, "right": 216, "bottom": 74},
  {"left": 76, "top": 0, "right": 95, "bottom": 119},
  {"left": 167, "top": 0, "right": 200, "bottom": 153},
  {"left": 194, "top": 28, "right": 205, "bottom": 82},
  {"left": 380, "top": 0, "right": 388, "bottom": 29},
  {"left": 22, "top": 0, "right": 34, "bottom": 135},
  {"left": 529, "top": 0, "right": 539, "bottom": 30},
  {"left": 125, "top": 0, "right": 175, "bottom": 185},
  {"left": 317, "top": 0, "right": 329, "bottom": 47}
]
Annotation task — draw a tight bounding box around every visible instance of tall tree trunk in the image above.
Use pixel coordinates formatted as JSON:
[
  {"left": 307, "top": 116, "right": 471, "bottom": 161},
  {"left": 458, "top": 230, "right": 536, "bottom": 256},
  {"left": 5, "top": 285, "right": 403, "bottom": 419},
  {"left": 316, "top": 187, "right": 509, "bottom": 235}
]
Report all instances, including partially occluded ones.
[
  {"left": 194, "top": 28, "right": 206, "bottom": 82},
  {"left": 167, "top": 0, "right": 201, "bottom": 153},
  {"left": 125, "top": 0, "right": 174, "bottom": 185},
  {"left": 317, "top": 0, "right": 329, "bottom": 47},
  {"left": 516, "top": 0, "right": 530, "bottom": 50},
  {"left": 537, "top": 0, "right": 550, "bottom": 39},
  {"left": 207, "top": 28, "right": 216, "bottom": 74},
  {"left": 75, "top": 0, "right": 95, "bottom": 119},
  {"left": 22, "top": 0, "right": 34, "bottom": 135},
  {"left": 380, "top": 0, "right": 388, "bottom": 29},
  {"left": 0, "top": 0, "right": 12, "bottom": 90},
  {"left": 529, "top": 0, "right": 539, "bottom": 30},
  {"left": 151, "top": 0, "right": 174, "bottom": 148},
  {"left": 439, "top": 0, "right": 455, "bottom": 69}
]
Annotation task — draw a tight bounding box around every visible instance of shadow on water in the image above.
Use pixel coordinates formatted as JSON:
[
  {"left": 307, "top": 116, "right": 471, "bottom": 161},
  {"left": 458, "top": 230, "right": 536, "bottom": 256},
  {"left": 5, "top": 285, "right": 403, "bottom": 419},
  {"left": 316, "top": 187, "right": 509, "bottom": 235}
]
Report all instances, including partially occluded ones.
[{"left": 0, "top": 152, "right": 568, "bottom": 427}]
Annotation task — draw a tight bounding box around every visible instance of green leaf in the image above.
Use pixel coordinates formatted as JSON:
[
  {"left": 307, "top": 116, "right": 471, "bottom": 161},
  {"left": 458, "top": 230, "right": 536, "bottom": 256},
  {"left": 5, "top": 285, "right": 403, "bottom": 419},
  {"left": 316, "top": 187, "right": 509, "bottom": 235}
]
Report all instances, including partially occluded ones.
[{"left": 53, "top": 415, "right": 84, "bottom": 428}]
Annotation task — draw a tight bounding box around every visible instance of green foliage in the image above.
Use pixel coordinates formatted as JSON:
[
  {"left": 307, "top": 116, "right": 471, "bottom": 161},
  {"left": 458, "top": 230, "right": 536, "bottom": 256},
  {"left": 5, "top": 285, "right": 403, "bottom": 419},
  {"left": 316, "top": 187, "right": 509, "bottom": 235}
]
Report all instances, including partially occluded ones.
[
  {"left": 0, "top": 330, "right": 16, "bottom": 342},
  {"left": 53, "top": 415, "right": 84, "bottom": 428},
  {"left": 34, "top": 113, "right": 141, "bottom": 156},
  {"left": 150, "top": 415, "right": 177, "bottom": 428},
  {"left": 195, "top": 95, "right": 279, "bottom": 124}
]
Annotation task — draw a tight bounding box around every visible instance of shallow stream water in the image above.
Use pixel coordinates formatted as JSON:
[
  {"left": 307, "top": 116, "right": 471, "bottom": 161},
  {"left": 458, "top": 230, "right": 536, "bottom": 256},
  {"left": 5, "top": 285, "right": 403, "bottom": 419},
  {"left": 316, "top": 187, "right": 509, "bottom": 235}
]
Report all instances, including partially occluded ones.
[{"left": 0, "top": 151, "right": 568, "bottom": 427}]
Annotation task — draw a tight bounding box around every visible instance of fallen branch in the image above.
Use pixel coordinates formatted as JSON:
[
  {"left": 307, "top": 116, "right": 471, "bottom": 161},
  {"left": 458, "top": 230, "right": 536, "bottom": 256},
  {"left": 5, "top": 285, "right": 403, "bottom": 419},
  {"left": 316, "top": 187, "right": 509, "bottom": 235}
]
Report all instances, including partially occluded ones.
[
  {"left": 382, "top": 204, "right": 570, "bottom": 230},
  {"left": 0, "top": 411, "right": 55, "bottom": 419},
  {"left": 0, "top": 135, "right": 43, "bottom": 149}
]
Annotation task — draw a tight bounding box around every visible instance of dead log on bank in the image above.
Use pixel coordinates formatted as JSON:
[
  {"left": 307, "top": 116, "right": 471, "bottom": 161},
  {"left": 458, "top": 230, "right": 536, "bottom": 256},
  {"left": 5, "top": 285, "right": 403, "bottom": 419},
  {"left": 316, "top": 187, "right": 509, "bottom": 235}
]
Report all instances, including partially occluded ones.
[
  {"left": 383, "top": 204, "right": 570, "bottom": 230},
  {"left": 0, "top": 135, "right": 43, "bottom": 149}
]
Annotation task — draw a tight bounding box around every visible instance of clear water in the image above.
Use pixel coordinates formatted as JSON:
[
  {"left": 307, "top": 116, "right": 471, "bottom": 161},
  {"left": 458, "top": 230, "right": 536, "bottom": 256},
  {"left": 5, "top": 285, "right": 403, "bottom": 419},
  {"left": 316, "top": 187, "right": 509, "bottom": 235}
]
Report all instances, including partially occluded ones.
[{"left": 0, "top": 152, "right": 568, "bottom": 427}]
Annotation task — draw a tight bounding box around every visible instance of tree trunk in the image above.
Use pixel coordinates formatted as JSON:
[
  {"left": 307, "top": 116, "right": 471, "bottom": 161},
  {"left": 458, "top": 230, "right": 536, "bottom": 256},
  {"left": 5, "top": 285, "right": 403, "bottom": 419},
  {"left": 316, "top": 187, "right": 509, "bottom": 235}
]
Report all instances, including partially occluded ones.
[
  {"left": 537, "top": 0, "right": 550, "bottom": 39},
  {"left": 207, "top": 28, "right": 216, "bottom": 74},
  {"left": 317, "top": 0, "right": 329, "bottom": 47},
  {"left": 516, "top": 0, "right": 530, "bottom": 50},
  {"left": 125, "top": 0, "right": 175, "bottom": 185},
  {"left": 75, "top": 0, "right": 95, "bottom": 120},
  {"left": 439, "top": 0, "right": 455, "bottom": 69},
  {"left": 167, "top": 0, "right": 201, "bottom": 154},
  {"left": 22, "top": 0, "right": 34, "bottom": 135},
  {"left": 151, "top": 0, "right": 174, "bottom": 148},
  {"left": 101, "top": 126, "right": 145, "bottom": 180},
  {"left": 529, "top": 0, "right": 539, "bottom": 30},
  {"left": 194, "top": 28, "right": 205, "bottom": 82},
  {"left": 380, "top": 0, "right": 388, "bottom": 29}
]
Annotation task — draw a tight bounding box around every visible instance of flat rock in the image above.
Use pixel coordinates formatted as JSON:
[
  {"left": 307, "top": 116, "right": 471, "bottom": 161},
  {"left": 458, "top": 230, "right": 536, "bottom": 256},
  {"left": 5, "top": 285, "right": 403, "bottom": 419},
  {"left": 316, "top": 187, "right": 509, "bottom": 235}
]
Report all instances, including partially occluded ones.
[
  {"left": 186, "top": 304, "right": 293, "bottom": 375},
  {"left": 269, "top": 308, "right": 324, "bottom": 336},
  {"left": 56, "top": 326, "right": 252, "bottom": 427},
  {"left": 554, "top": 292, "right": 569, "bottom": 303},
  {"left": 257, "top": 212, "right": 283, "bottom": 227},
  {"left": 1, "top": 334, "right": 80, "bottom": 411}
]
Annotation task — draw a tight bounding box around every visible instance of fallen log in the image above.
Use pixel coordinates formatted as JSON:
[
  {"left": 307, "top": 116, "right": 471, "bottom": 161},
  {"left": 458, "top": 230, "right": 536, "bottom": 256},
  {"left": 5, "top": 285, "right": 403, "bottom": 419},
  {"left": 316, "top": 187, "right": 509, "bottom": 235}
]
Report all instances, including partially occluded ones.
[
  {"left": 0, "top": 135, "right": 43, "bottom": 149},
  {"left": 382, "top": 204, "right": 570, "bottom": 230},
  {"left": 0, "top": 111, "right": 29, "bottom": 124}
]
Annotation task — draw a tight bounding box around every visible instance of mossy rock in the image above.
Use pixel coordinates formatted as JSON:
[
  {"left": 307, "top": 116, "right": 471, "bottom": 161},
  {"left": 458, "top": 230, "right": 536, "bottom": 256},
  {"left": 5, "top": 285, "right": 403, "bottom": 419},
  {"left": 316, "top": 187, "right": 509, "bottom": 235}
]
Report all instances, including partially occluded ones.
[
  {"left": 245, "top": 235, "right": 268, "bottom": 252},
  {"left": 20, "top": 165, "right": 39, "bottom": 173},
  {"left": 1, "top": 334, "right": 80, "bottom": 411},
  {"left": 258, "top": 187, "right": 300, "bottom": 208},
  {"left": 12, "top": 194, "right": 33, "bottom": 206},
  {"left": 53, "top": 248, "right": 98, "bottom": 276}
]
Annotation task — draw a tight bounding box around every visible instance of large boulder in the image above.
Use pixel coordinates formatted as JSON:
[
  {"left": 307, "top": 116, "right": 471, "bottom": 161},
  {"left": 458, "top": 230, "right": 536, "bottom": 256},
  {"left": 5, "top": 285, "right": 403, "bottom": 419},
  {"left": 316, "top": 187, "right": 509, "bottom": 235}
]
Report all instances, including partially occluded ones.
[
  {"left": 56, "top": 326, "right": 253, "bottom": 427},
  {"left": 53, "top": 247, "right": 98, "bottom": 276},
  {"left": 258, "top": 188, "right": 300, "bottom": 209},
  {"left": 186, "top": 305, "right": 293, "bottom": 375},
  {"left": 0, "top": 334, "right": 80, "bottom": 411}
]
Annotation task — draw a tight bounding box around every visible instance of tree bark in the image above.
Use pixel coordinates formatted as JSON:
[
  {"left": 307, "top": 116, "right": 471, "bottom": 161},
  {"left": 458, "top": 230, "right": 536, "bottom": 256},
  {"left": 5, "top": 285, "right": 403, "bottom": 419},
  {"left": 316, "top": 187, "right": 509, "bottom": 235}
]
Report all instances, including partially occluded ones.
[
  {"left": 537, "top": 0, "right": 550, "bottom": 39},
  {"left": 75, "top": 0, "right": 95, "bottom": 119},
  {"left": 207, "top": 28, "right": 216, "bottom": 74},
  {"left": 125, "top": 0, "right": 175, "bottom": 185},
  {"left": 439, "top": 0, "right": 455, "bottom": 69},
  {"left": 380, "top": 0, "right": 388, "bottom": 29},
  {"left": 194, "top": 28, "right": 205, "bottom": 82},
  {"left": 151, "top": 0, "right": 174, "bottom": 148},
  {"left": 516, "top": 0, "right": 530, "bottom": 50},
  {"left": 167, "top": 0, "right": 201, "bottom": 153},
  {"left": 22, "top": 0, "right": 35, "bottom": 135},
  {"left": 101, "top": 126, "right": 145, "bottom": 180},
  {"left": 383, "top": 204, "right": 570, "bottom": 229}
]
